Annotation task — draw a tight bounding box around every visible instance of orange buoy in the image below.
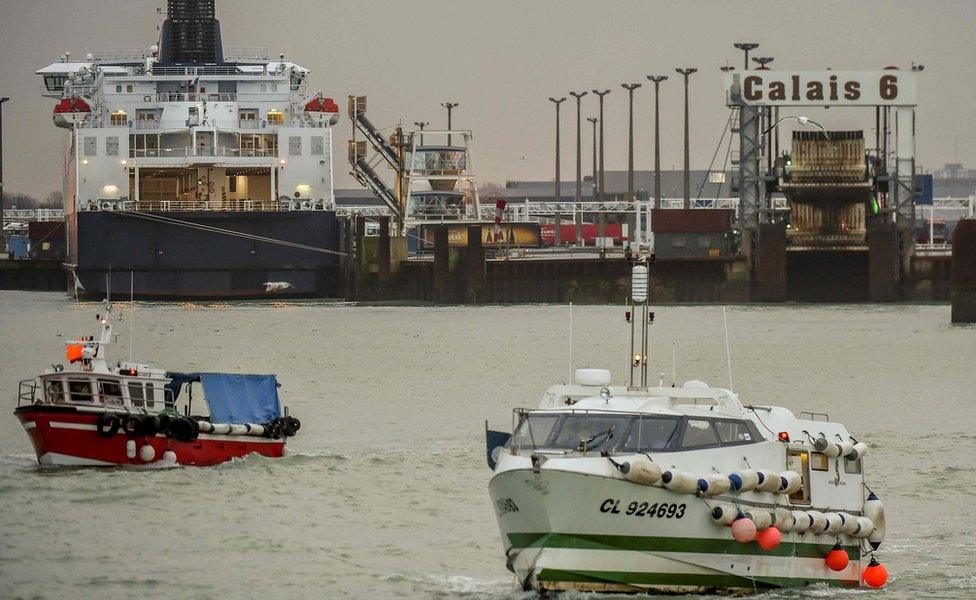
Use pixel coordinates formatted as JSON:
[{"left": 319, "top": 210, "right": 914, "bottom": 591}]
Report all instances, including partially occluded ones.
[
  {"left": 825, "top": 543, "right": 849, "bottom": 571},
  {"left": 66, "top": 344, "right": 84, "bottom": 363},
  {"left": 862, "top": 557, "right": 888, "bottom": 588},
  {"left": 756, "top": 526, "right": 782, "bottom": 550}
]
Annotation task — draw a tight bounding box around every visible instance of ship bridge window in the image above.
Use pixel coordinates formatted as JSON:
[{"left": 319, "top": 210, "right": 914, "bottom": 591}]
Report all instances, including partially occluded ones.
[
  {"left": 67, "top": 379, "right": 94, "bottom": 403},
  {"left": 680, "top": 419, "right": 720, "bottom": 449},
  {"left": 44, "top": 75, "right": 65, "bottom": 92},
  {"left": 511, "top": 413, "right": 560, "bottom": 452},
  {"left": 713, "top": 419, "right": 755, "bottom": 445},
  {"left": 110, "top": 111, "right": 128, "bottom": 127},
  {"left": 619, "top": 416, "right": 680, "bottom": 452},
  {"left": 98, "top": 379, "right": 124, "bottom": 407},
  {"left": 45, "top": 379, "right": 64, "bottom": 402},
  {"left": 549, "top": 414, "right": 633, "bottom": 452}
]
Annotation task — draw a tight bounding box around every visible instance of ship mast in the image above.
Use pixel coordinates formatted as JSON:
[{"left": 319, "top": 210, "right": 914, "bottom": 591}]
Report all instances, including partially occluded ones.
[{"left": 628, "top": 255, "right": 654, "bottom": 389}]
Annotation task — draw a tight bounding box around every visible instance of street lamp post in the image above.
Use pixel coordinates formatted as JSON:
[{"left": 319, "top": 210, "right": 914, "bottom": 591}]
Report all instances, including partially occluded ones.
[
  {"left": 570, "top": 91, "right": 587, "bottom": 245},
  {"left": 0, "top": 97, "right": 8, "bottom": 232},
  {"left": 646, "top": 76, "right": 667, "bottom": 209},
  {"left": 549, "top": 97, "right": 566, "bottom": 246},
  {"left": 414, "top": 121, "right": 428, "bottom": 146},
  {"left": 440, "top": 102, "right": 458, "bottom": 145},
  {"left": 622, "top": 83, "right": 641, "bottom": 246},
  {"left": 591, "top": 89, "right": 611, "bottom": 203},
  {"left": 675, "top": 68, "right": 697, "bottom": 209},
  {"left": 587, "top": 116, "right": 598, "bottom": 245},
  {"left": 733, "top": 42, "right": 759, "bottom": 70}
]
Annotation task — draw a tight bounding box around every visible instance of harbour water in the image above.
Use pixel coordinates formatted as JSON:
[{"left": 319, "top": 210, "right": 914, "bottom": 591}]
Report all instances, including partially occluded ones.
[{"left": 1, "top": 291, "right": 974, "bottom": 599}]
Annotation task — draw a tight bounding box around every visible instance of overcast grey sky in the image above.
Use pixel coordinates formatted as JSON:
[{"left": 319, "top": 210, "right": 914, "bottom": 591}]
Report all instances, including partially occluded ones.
[{"left": 1, "top": 0, "right": 974, "bottom": 199}]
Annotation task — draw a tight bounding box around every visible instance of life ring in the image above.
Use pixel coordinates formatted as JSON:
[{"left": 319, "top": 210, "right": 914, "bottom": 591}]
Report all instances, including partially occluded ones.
[
  {"left": 122, "top": 415, "right": 144, "bottom": 436},
  {"left": 97, "top": 412, "right": 120, "bottom": 437}
]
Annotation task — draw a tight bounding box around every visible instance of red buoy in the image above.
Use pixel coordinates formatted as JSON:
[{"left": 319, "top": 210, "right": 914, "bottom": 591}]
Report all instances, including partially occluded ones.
[
  {"left": 756, "top": 527, "right": 781, "bottom": 550},
  {"left": 825, "top": 543, "right": 849, "bottom": 571},
  {"left": 862, "top": 557, "right": 888, "bottom": 588}
]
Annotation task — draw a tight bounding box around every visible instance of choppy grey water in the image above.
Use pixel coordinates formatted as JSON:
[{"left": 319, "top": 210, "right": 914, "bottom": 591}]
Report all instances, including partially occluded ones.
[{"left": 0, "top": 291, "right": 974, "bottom": 599}]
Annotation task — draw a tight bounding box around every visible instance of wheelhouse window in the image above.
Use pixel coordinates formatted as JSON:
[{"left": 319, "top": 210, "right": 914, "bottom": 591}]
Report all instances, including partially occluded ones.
[
  {"left": 511, "top": 413, "right": 559, "bottom": 451},
  {"left": 128, "top": 382, "right": 145, "bottom": 407},
  {"left": 67, "top": 380, "right": 94, "bottom": 402},
  {"left": 549, "top": 414, "right": 631, "bottom": 452},
  {"left": 98, "top": 379, "right": 123, "bottom": 406},
  {"left": 619, "top": 416, "right": 680, "bottom": 452},
  {"left": 680, "top": 419, "right": 720, "bottom": 449},
  {"left": 713, "top": 419, "right": 756, "bottom": 445},
  {"left": 45, "top": 379, "right": 64, "bottom": 402}
]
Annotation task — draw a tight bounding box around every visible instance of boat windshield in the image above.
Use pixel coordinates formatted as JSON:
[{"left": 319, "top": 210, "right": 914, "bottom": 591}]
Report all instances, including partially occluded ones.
[{"left": 510, "top": 412, "right": 681, "bottom": 454}]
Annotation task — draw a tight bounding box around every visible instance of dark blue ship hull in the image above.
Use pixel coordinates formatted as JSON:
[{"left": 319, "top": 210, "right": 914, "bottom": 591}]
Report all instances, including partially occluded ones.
[{"left": 69, "top": 211, "right": 344, "bottom": 300}]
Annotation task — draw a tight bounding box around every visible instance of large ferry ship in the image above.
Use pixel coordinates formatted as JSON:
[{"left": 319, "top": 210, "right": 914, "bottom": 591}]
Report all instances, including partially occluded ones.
[{"left": 37, "top": 0, "right": 343, "bottom": 299}]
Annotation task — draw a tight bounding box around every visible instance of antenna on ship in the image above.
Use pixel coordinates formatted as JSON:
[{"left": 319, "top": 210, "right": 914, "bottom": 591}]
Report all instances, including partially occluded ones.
[
  {"left": 128, "top": 270, "right": 134, "bottom": 363},
  {"left": 722, "top": 305, "right": 734, "bottom": 390},
  {"left": 627, "top": 255, "right": 654, "bottom": 389}
]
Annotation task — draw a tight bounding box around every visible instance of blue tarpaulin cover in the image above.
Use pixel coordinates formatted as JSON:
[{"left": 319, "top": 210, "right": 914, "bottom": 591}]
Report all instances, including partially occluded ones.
[{"left": 198, "top": 374, "right": 282, "bottom": 424}]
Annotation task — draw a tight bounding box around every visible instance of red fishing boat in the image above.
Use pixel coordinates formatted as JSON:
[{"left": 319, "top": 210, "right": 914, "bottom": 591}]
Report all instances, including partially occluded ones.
[{"left": 14, "top": 301, "right": 300, "bottom": 467}]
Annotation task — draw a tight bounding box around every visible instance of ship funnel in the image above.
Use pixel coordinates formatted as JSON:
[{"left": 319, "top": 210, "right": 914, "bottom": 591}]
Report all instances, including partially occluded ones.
[{"left": 157, "top": 0, "right": 224, "bottom": 65}]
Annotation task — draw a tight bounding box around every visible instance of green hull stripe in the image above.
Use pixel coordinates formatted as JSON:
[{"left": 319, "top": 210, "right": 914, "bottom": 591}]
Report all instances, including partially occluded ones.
[
  {"left": 508, "top": 532, "right": 860, "bottom": 560},
  {"left": 536, "top": 568, "right": 858, "bottom": 589}
]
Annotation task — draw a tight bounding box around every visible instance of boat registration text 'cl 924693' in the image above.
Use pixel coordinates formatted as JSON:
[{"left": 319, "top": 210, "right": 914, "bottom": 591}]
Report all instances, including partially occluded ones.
[{"left": 600, "top": 499, "right": 686, "bottom": 519}]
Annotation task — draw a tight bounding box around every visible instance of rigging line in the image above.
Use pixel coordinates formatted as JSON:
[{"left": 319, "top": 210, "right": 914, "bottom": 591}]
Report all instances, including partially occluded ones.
[
  {"left": 696, "top": 110, "right": 734, "bottom": 202},
  {"left": 117, "top": 211, "right": 347, "bottom": 256}
]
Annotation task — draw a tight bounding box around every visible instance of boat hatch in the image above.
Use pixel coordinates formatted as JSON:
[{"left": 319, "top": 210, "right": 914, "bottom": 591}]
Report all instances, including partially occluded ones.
[{"left": 509, "top": 410, "right": 763, "bottom": 455}]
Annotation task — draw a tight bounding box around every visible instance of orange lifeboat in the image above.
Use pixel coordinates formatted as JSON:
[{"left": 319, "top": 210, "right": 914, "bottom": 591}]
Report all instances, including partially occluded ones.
[
  {"left": 303, "top": 95, "right": 340, "bottom": 125},
  {"left": 53, "top": 97, "right": 92, "bottom": 128}
]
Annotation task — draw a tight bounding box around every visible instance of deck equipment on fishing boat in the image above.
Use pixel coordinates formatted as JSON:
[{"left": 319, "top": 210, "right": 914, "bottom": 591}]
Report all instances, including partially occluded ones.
[
  {"left": 485, "top": 256, "right": 889, "bottom": 593},
  {"left": 14, "top": 301, "right": 300, "bottom": 467}
]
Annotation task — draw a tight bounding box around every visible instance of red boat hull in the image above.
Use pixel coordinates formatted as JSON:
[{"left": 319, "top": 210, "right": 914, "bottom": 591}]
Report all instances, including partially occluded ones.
[{"left": 15, "top": 405, "right": 286, "bottom": 467}]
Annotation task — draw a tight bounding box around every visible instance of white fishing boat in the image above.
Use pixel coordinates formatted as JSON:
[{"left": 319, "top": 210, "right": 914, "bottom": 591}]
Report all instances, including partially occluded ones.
[{"left": 486, "top": 257, "right": 889, "bottom": 593}]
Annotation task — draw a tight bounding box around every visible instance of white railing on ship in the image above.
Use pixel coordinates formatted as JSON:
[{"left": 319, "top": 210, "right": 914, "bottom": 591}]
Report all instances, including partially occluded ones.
[
  {"left": 2, "top": 209, "right": 64, "bottom": 223},
  {"left": 155, "top": 92, "right": 238, "bottom": 103},
  {"left": 224, "top": 46, "right": 270, "bottom": 61},
  {"left": 129, "top": 147, "right": 275, "bottom": 158}
]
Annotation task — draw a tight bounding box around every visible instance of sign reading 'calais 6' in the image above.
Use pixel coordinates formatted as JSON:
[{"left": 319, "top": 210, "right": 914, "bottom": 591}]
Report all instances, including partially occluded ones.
[{"left": 725, "top": 71, "right": 918, "bottom": 106}]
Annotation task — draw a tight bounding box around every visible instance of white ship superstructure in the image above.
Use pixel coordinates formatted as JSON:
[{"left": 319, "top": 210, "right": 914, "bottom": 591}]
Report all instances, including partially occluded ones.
[
  {"left": 39, "top": 46, "right": 338, "bottom": 213},
  {"left": 33, "top": 0, "right": 345, "bottom": 299}
]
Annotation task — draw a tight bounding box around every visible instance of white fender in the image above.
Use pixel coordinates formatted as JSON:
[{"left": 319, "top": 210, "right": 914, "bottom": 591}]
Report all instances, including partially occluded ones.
[
  {"left": 756, "top": 469, "right": 781, "bottom": 493},
  {"left": 126, "top": 440, "right": 137, "bottom": 459},
  {"left": 852, "top": 516, "right": 875, "bottom": 539},
  {"left": 838, "top": 512, "right": 860, "bottom": 535},
  {"left": 729, "top": 469, "right": 760, "bottom": 492},
  {"left": 710, "top": 502, "right": 739, "bottom": 526},
  {"left": 848, "top": 442, "right": 869, "bottom": 461},
  {"left": 662, "top": 469, "right": 699, "bottom": 495},
  {"left": 864, "top": 492, "right": 886, "bottom": 549},
  {"left": 774, "top": 507, "right": 794, "bottom": 532},
  {"left": 821, "top": 442, "right": 843, "bottom": 458},
  {"left": 698, "top": 474, "right": 731, "bottom": 496},
  {"left": 791, "top": 510, "right": 813, "bottom": 533},
  {"left": 228, "top": 424, "right": 248, "bottom": 435},
  {"left": 139, "top": 444, "right": 156, "bottom": 462},
  {"left": 197, "top": 421, "right": 214, "bottom": 433},
  {"left": 812, "top": 436, "right": 829, "bottom": 452},
  {"left": 745, "top": 508, "right": 773, "bottom": 529},
  {"left": 807, "top": 510, "right": 828, "bottom": 533},
  {"left": 162, "top": 450, "right": 178, "bottom": 464},
  {"left": 621, "top": 455, "right": 663, "bottom": 486},
  {"left": 246, "top": 423, "right": 266, "bottom": 437},
  {"left": 838, "top": 440, "right": 855, "bottom": 457},
  {"left": 778, "top": 471, "right": 803, "bottom": 494},
  {"left": 824, "top": 512, "right": 845, "bottom": 534},
  {"left": 211, "top": 423, "right": 231, "bottom": 435}
]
